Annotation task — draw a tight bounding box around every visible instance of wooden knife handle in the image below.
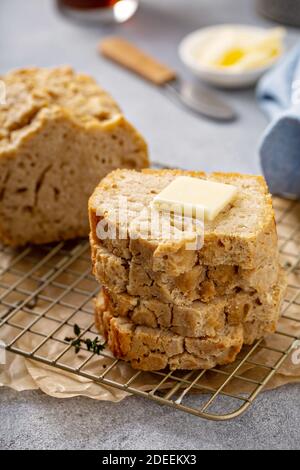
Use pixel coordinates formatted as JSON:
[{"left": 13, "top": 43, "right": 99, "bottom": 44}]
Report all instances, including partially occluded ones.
[{"left": 99, "top": 37, "right": 176, "bottom": 86}]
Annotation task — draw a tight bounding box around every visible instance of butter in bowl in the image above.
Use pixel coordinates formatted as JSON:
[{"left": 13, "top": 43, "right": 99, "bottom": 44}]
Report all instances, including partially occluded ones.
[{"left": 179, "top": 25, "right": 285, "bottom": 88}]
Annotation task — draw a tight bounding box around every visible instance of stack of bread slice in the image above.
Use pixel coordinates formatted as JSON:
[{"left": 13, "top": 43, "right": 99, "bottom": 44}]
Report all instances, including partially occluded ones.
[{"left": 89, "top": 169, "right": 286, "bottom": 371}]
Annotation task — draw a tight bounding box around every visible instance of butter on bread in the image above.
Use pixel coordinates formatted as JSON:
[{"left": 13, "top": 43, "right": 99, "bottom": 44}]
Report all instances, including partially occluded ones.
[
  {"left": 89, "top": 169, "right": 277, "bottom": 271},
  {"left": 152, "top": 175, "right": 238, "bottom": 221}
]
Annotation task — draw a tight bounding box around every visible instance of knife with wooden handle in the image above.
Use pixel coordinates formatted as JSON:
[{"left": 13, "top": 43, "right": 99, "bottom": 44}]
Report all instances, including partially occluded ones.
[{"left": 99, "top": 37, "right": 236, "bottom": 122}]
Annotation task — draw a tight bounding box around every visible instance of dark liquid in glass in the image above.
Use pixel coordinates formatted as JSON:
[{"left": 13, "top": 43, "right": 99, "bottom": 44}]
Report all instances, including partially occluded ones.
[
  {"left": 61, "top": 0, "right": 120, "bottom": 9},
  {"left": 58, "top": 0, "right": 138, "bottom": 24}
]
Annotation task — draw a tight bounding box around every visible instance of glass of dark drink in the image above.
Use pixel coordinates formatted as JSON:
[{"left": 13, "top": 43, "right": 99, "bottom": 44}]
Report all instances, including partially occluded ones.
[{"left": 58, "top": 0, "right": 139, "bottom": 24}]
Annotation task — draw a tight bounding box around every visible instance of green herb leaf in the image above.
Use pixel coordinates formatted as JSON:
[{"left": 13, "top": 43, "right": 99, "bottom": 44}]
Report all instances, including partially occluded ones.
[
  {"left": 74, "top": 324, "right": 81, "bottom": 336},
  {"left": 67, "top": 324, "right": 105, "bottom": 355},
  {"left": 71, "top": 338, "right": 81, "bottom": 354}
]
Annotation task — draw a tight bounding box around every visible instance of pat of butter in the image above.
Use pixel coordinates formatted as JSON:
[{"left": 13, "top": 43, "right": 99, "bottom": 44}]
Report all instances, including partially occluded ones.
[{"left": 152, "top": 176, "right": 238, "bottom": 221}]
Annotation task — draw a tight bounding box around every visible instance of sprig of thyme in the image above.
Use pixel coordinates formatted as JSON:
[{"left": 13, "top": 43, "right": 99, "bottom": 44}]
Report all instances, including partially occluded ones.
[{"left": 65, "top": 324, "right": 105, "bottom": 355}]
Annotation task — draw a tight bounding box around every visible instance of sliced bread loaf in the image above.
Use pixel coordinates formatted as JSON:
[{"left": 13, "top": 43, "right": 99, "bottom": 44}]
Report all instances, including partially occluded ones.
[
  {"left": 0, "top": 67, "right": 148, "bottom": 246},
  {"left": 89, "top": 169, "right": 278, "bottom": 272}
]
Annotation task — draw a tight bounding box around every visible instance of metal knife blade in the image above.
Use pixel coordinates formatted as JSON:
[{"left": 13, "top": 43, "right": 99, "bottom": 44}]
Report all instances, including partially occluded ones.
[
  {"left": 165, "top": 80, "right": 237, "bottom": 121},
  {"left": 100, "top": 37, "right": 236, "bottom": 122}
]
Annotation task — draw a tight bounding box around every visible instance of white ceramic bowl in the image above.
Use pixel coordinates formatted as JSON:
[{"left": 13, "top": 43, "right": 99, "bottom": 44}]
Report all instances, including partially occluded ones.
[{"left": 179, "top": 24, "right": 284, "bottom": 88}]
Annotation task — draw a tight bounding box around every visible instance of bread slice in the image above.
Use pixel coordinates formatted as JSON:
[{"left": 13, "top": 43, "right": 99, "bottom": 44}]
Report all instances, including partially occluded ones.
[
  {"left": 96, "top": 267, "right": 286, "bottom": 340},
  {"left": 89, "top": 169, "right": 278, "bottom": 272},
  {"left": 90, "top": 237, "right": 280, "bottom": 305},
  {"left": 94, "top": 269, "right": 286, "bottom": 371},
  {"left": 0, "top": 67, "right": 148, "bottom": 246},
  {"left": 99, "top": 286, "right": 227, "bottom": 337},
  {"left": 95, "top": 303, "right": 244, "bottom": 371}
]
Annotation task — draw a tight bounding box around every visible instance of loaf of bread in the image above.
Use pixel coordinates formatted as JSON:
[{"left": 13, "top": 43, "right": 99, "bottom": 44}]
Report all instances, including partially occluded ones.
[
  {"left": 0, "top": 67, "right": 148, "bottom": 246},
  {"left": 90, "top": 238, "right": 280, "bottom": 305},
  {"left": 89, "top": 169, "right": 278, "bottom": 271}
]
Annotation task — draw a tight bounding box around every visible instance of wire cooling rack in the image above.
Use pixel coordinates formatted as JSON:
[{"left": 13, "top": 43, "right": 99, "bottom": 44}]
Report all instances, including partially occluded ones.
[{"left": 0, "top": 192, "right": 299, "bottom": 421}]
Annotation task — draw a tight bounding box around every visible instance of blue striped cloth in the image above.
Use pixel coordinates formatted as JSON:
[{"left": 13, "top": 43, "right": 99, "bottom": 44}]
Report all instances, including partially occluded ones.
[{"left": 257, "top": 46, "right": 300, "bottom": 198}]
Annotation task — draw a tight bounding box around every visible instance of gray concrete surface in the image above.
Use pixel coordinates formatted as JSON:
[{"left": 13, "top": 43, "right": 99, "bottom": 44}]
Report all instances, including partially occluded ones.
[
  {"left": 1, "top": 385, "right": 300, "bottom": 450},
  {"left": 0, "top": 0, "right": 300, "bottom": 450}
]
